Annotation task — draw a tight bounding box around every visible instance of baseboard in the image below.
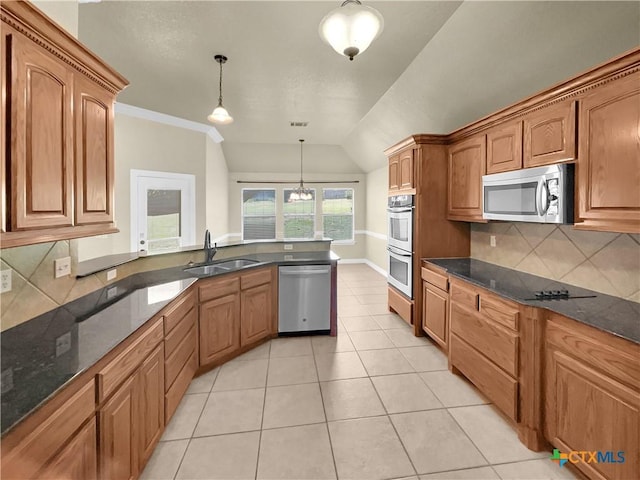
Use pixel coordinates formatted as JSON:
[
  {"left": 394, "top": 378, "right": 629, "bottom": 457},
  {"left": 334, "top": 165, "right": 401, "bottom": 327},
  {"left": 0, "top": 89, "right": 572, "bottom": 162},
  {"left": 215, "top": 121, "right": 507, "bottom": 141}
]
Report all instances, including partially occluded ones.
[{"left": 338, "top": 258, "right": 387, "bottom": 278}]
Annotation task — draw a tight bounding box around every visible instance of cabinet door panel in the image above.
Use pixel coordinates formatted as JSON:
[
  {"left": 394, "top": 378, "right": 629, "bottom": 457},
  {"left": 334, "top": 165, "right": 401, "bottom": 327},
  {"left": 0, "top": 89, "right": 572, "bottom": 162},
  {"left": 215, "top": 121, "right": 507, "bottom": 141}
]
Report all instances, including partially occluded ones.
[
  {"left": 399, "top": 150, "right": 414, "bottom": 190},
  {"left": 241, "top": 283, "right": 272, "bottom": 346},
  {"left": 199, "top": 293, "right": 241, "bottom": 365},
  {"left": 388, "top": 155, "right": 400, "bottom": 191},
  {"left": 577, "top": 73, "right": 640, "bottom": 232},
  {"left": 546, "top": 350, "right": 639, "bottom": 480},
  {"left": 524, "top": 101, "right": 576, "bottom": 167},
  {"left": 422, "top": 283, "right": 447, "bottom": 348},
  {"left": 75, "top": 75, "right": 114, "bottom": 225},
  {"left": 486, "top": 121, "right": 522, "bottom": 173},
  {"left": 10, "top": 33, "right": 74, "bottom": 230},
  {"left": 138, "top": 344, "right": 164, "bottom": 471},
  {"left": 447, "top": 136, "right": 486, "bottom": 221},
  {"left": 99, "top": 375, "right": 138, "bottom": 480},
  {"left": 38, "top": 418, "right": 97, "bottom": 480}
]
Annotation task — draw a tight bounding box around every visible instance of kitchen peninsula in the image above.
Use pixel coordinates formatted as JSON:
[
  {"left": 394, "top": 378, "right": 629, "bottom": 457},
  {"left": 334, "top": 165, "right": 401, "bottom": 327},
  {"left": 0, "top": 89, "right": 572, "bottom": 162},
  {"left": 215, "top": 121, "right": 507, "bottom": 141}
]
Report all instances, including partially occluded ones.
[{"left": 1, "top": 239, "right": 338, "bottom": 479}]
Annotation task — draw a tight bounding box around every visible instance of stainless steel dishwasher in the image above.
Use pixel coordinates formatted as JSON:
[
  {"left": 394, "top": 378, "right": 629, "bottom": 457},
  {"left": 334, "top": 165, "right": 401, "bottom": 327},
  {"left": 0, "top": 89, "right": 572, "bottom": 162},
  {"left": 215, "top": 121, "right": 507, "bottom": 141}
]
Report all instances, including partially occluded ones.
[{"left": 278, "top": 265, "right": 331, "bottom": 334}]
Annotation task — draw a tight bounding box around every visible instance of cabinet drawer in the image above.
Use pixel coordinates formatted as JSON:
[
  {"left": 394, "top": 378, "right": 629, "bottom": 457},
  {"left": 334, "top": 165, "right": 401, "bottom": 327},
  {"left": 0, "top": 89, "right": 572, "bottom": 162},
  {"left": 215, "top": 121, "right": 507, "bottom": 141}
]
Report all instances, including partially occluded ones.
[
  {"left": 97, "top": 318, "right": 163, "bottom": 401},
  {"left": 421, "top": 267, "right": 448, "bottom": 291},
  {"left": 480, "top": 294, "right": 519, "bottom": 331},
  {"left": 165, "top": 326, "right": 196, "bottom": 391},
  {"left": 164, "top": 289, "right": 196, "bottom": 336},
  {"left": 165, "top": 351, "right": 197, "bottom": 423},
  {"left": 450, "top": 303, "right": 518, "bottom": 377},
  {"left": 199, "top": 275, "right": 240, "bottom": 302},
  {"left": 450, "top": 333, "right": 518, "bottom": 421},
  {"left": 2, "top": 380, "right": 95, "bottom": 479},
  {"left": 450, "top": 281, "right": 479, "bottom": 311},
  {"left": 165, "top": 307, "right": 197, "bottom": 358},
  {"left": 241, "top": 268, "right": 272, "bottom": 290}
]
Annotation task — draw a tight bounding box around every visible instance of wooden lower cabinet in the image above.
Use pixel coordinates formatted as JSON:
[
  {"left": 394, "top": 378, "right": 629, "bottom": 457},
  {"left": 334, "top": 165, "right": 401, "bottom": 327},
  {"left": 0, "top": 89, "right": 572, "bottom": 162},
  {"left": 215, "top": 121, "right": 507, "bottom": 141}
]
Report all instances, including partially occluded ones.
[
  {"left": 38, "top": 418, "right": 97, "bottom": 480},
  {"left": 422, "top": 282, "right": 448, "bottom": 349},
  {"left": 544, "top": 314, "right": 639, "bottom": 480},
  {"left": 99, "top": 374, "right": 138, "bottom": 480},
  {"left": 137, "top": 344, "right": 164, "bottom": 471},
  {"left": 241, "top": 283, "right": 273, "bottom": 346},
  {"left": 199, "top": 292, "right": 241, "bottom": 364}
]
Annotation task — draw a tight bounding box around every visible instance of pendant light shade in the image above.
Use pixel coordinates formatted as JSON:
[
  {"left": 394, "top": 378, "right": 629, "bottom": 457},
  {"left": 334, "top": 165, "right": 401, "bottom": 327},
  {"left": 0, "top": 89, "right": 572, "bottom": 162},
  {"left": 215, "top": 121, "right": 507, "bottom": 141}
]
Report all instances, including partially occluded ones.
[
  {"left": 208, "top": 54, "right": 234, "bottom": 125},
  {"left": 291, "top": 139, "right": 313, "bottom": 201},
  {"left": 319, "top": 0, "right": 384, "bottom": 61}
]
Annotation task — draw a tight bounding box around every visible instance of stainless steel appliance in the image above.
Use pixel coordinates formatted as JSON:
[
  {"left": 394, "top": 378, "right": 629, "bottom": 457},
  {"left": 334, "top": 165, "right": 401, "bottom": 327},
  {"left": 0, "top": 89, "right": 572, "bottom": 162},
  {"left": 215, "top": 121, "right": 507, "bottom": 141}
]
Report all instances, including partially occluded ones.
[
  {"left": 387, "top": 194, "right": 414, "bottom": 252},
  {"left": 482, "top": 163, "right": 574, "bottom": 224},
  {"left": 387, "top": 245, "right": 412, "bottom": 298},
  {"left": 278, "top": 265, "right": 331, "bottom": 334},
  {"left": 387, "top": 195, "right": 414, "bottom": 298}
]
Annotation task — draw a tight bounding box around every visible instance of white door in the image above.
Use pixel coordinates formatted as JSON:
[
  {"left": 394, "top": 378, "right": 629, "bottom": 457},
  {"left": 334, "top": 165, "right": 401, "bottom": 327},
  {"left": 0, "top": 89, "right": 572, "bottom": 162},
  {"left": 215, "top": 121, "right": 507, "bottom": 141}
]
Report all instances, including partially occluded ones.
[{"left": 131, "top": 170, "right": 195, "bottom": 254}]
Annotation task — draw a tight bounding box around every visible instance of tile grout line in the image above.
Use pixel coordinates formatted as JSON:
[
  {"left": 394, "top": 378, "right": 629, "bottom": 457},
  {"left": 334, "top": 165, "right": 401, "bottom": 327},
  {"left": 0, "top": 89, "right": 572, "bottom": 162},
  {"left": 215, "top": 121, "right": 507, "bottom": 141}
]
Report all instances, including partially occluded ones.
[
  {"left": 310, "top": 336, "right": 340, "bottom": 480},
  {"left": 254, "top": 341, "right": 271, "bottom": 480}
]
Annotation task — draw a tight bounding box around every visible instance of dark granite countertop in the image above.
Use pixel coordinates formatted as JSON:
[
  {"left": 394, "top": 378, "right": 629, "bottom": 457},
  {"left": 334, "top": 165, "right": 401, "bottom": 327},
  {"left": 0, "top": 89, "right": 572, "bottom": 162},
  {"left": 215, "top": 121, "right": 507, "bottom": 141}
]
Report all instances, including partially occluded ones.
[
  {"left": 424, "top": 257, "right": 640, "bottom": 345},
  {"left": 1, "top": 250, "right": 339, "bottom": 436}
]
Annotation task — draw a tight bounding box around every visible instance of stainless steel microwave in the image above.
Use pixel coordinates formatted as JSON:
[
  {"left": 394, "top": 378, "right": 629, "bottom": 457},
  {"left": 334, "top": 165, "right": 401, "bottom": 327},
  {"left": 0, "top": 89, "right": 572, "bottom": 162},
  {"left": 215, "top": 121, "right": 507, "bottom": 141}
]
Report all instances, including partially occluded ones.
[{"left": 482, "top": 164, "right": 574, "bottom": 224}]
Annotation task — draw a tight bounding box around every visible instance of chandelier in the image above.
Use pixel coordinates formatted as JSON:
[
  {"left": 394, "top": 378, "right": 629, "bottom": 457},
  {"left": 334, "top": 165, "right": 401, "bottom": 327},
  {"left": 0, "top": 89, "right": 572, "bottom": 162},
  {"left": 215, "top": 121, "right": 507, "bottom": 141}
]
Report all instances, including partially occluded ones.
[
  {"left": 290, "top": 139, "right": 313, "bottom": 201},
  {"left": 207, "top": 54, "right": 234, "bottom": 125}
]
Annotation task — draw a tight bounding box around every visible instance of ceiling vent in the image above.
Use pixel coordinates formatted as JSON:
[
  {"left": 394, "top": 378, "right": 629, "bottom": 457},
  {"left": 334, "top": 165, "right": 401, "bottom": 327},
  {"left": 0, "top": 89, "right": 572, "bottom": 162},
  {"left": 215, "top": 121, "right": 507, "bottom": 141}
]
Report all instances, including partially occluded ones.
[{"left": 290, "top": 122, "right": 309, "bottom": 127}]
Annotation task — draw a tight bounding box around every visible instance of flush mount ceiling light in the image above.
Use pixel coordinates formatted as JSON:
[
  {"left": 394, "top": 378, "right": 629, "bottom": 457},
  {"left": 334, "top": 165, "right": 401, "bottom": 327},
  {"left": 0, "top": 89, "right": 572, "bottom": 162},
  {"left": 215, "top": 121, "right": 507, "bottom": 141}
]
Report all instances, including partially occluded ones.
[
  {"left": 207, "top": 54, "right": 233, "bottom": 125},
  {"left": 290, "top": 139, "right": 313, "bottom": 202},
  {"left": 319, "top": 0, "right": 384, "bottom": 61}
]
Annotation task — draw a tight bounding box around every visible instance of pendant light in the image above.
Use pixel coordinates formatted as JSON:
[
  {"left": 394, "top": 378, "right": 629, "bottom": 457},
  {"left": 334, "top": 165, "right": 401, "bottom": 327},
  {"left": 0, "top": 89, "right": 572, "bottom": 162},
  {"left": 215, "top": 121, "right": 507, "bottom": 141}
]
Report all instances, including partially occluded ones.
[
  {"left": 319, "top": 0, "right": 384, "bottom": 61},
  {"left": 208, "top": 54, "right": 233, "bottom": 125},
  {"left": 290, "top": 139, "right": 313, "bottom": 201}
]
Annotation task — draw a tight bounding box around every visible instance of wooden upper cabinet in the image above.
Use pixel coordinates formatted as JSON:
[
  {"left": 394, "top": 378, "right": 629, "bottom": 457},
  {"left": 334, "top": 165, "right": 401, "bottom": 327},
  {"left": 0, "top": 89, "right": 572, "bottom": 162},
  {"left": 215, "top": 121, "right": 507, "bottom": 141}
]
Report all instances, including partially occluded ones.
[
  {"left": 75, "top": 74, "right": 115, "bottom": 226},
  {"left": 576, "top": 72, "right": 640, "bottom": 233},
  {"left": 1, "top": 2, "right": 128, "bottom": 247},
  {"left": 9, "top": 33, "right": 74, "bottom": 230},
  {"left": 388, "top": 149, "right": 414, "bottom": 193},
  {"left": 486, "top": 121, "right": 523, "bottom": 174},
  {"left": 523, "top": 100, "right": 576, "bottom": 168},
  {"left": 447, "top": 135, "right": 486, "bottom": 222}
]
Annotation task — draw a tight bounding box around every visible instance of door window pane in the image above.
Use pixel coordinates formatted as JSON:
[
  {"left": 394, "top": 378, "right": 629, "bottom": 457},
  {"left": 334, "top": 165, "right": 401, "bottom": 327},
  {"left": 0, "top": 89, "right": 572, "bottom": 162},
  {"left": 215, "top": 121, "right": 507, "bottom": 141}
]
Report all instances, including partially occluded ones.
[
  {"left": 243, "top": 189, "right": 276, "bottom": 240},
  {"left": 322, "top": 188, "right": 354, "bottom": 242},
  {"left": 283, "top": 189, "right": 315, "bottom": 239},
  {"left": 147, "top": 189, "right": 181, "bottom": 254}
]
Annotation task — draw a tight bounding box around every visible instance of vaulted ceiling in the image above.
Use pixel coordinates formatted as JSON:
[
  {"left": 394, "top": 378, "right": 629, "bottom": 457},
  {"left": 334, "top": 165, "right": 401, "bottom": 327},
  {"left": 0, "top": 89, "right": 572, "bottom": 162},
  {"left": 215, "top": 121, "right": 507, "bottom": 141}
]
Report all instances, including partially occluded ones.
[{"left": 78, "top": 1, "right": 640, "bottom": 174}]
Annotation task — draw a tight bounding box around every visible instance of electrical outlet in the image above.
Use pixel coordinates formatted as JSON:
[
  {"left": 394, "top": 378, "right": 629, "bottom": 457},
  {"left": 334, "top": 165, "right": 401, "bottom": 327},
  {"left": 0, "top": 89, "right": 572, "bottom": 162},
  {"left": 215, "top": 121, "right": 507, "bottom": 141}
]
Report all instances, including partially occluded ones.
[
  {"left": 490, "top": 279, "right": 496, "bottom": 289},
  {"left": 107, "top": 269, "right": 117, "bottom": 281},
  {"left": 55, "top": 332, "right": 72, "bottom": 357},
  {"left": 107, "top": 286, "right": 118, "bottom": 300},
  {"left": 490, "top": 235, "right": 496, "bottom": 247},
  {"left": 54, "top": 257, "right": 71, "bottom": 278},
  {"left": 1, "top": 269, "right": 11, "bottom": 293},
  {"left": 284, "top": 244, "right": 293, "bottom": 251},
  {"left": 284, "top": 254, "right": 293, "bottom": 261}
]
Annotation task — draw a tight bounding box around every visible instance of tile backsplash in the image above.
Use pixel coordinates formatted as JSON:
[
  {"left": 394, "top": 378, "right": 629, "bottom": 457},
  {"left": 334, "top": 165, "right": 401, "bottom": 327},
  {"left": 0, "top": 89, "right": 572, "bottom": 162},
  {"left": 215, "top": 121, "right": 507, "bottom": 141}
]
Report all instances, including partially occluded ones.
[{"left": 471, "top": 223, "right": 640, "bottom": 302}]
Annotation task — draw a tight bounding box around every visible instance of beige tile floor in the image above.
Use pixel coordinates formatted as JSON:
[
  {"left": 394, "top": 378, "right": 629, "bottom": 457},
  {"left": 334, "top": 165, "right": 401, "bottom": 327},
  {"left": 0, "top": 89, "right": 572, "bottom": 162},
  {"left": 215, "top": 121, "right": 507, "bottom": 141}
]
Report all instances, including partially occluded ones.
[{"left": 141, "top": 264, "right": 579, "bottom": 480}]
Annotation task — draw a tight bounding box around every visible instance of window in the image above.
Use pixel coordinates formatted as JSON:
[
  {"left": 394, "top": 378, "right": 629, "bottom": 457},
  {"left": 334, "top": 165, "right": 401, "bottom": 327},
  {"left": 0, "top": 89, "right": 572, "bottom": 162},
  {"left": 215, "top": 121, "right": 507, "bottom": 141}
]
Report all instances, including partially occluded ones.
[
  {"left": 242, "top": 189, "right": 276, "bottom": 240},
  {"left": 283, "top": 189, "right": 316, "bottom": 239},
  {"left": 322, "top": 188, "right": 354, "bottom": 242}
]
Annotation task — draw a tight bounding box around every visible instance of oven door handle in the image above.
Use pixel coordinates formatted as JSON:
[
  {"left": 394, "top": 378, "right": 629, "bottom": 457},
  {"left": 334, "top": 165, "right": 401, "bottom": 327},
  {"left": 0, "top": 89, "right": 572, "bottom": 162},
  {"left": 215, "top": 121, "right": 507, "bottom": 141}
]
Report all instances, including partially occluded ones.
[
  {"left": 387, "top": 207, "right": 414, "bottom": 213},
  {"left": 387, "top": 246, "right": 412, "bottom": 257}
]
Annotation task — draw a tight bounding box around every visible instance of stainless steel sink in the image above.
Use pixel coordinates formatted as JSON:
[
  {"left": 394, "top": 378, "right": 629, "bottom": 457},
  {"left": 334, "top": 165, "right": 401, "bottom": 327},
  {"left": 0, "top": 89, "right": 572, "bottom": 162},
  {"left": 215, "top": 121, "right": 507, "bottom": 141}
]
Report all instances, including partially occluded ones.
[
  {"left": 184, "top": 258, "right": 259, "bottom": 276},
  {"left": 184, "top": 265, "right": 230, "bottom": 276},
  {"left": 215, "top": 259, "right": 259, "bottom": 269}
]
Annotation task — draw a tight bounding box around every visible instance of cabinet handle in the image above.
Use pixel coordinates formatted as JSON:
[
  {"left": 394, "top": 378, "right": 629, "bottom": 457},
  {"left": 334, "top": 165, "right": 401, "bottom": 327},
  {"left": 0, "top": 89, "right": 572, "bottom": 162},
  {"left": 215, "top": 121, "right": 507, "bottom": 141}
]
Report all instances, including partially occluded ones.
[{"left": 476, "top": 295, "right": 481, "bottom": 311}]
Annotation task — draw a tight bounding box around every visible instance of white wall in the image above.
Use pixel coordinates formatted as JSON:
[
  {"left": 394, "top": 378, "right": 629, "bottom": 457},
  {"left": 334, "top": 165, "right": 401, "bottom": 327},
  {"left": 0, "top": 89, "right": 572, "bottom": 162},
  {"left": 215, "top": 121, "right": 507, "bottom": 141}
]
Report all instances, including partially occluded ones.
[
  {"left": 206, "top": 137, "right": 229, "bottom": 242},
  {"left": 364, "top": 166, "right": 388, "bottom": 272},
  {"left": 33, "top": 0, "right": 78, "bottom": 37}
]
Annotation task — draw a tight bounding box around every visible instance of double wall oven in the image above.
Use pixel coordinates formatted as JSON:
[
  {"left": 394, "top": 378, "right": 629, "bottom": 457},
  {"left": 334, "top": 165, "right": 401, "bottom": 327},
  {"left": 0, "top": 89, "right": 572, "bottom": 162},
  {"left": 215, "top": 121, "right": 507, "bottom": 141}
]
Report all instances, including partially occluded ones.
[{"left": 387, "top": 195, "right": 414, "bottom": 298}]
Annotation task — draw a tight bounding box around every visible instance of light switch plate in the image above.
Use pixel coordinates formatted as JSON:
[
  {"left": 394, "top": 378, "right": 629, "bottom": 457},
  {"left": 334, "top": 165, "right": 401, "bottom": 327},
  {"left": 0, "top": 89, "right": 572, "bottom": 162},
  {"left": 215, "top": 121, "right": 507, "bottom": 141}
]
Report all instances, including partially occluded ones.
[
  {"left": 490, "top": 235, "right": 496, "bottom": 247},
  {"left": 107, "top": 269, "right": 117, "bottom": 281},
  {"left": 284, "top": 244, "right": 293, "bottom": 250},
  {"left": 55, "top": 332, "right": 72, "bottom": 357},
  {"left": 1, "top": 269, "right": 11, "bottom": 293},
  {"left": 54, "top": 257, "right": 71, "bottom": 278}
]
